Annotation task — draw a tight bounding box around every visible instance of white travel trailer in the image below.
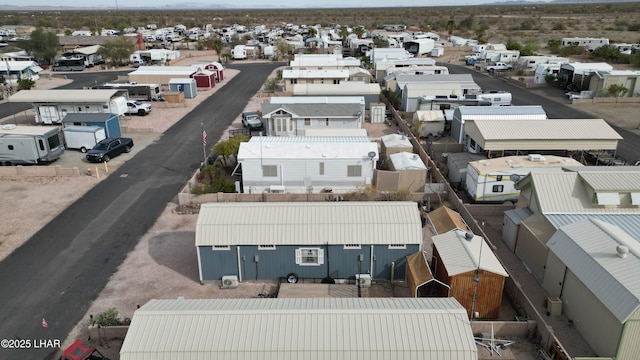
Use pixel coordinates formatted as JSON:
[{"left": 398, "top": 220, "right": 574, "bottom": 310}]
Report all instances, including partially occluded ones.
[
  {"left": 465, "top": 154, "right": 583, "bottom": 202},
  {"left": 476, "top": 91, "right": 512, "bottom": 106},
  {"left": 62, "top": 126, "right": 106, "bottom": 153},
  {"left": 232, "top": 45, "right": 247, "bottom": 60},
  {"left": 0, "top": 125, "right": 64, "bottom": 165},
  {"left": 533, "top": 63, "right": 562, "bottom": 84}
]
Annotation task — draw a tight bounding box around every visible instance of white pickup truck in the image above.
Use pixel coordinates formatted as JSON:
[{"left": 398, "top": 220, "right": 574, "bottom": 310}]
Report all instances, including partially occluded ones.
[
  {"left": 126, "top": 100, "right": 152, "bottom": 116},
  {"left": 485, "top": 62, "right": 513, "bottom": 72}
]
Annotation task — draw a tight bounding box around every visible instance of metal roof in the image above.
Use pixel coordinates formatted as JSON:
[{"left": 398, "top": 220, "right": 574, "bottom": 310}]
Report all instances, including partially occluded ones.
[
  {"left": 504, "top": 207, "right": 533, "bottom": 225},
  {"left": 467, "top": 119, "right": 622, "bottom": 141},
  {"left": 304, "top": 129, "right": 369, "bottom": 137},
  {"left": 282, "top": 69, "right": 349, "bottom": 79},
  {"left": 195, "top": 202, "right": 422, "bottom": 247},
  {"left": 237, "top": 140, "right": 378, "bottom": 160},
  {"left": 262, "top": 103, "right": 361, "bottom": 117},
  {"left": 546, "top": 214, "right": 640, "bottom": 241},
  {"left": 0, "top": 125, "right": 58, "bottom": 136},
  {"left": 248, "top": 136, "right": 370, "bottom": 143},
  {"left": 269, "top": 96, "right": 365, "bottom": 105},
  {"left": 120, "top": 297, "right": 477, "bottom": 360},
  {"left": 578, "top": 171, "right": 640, "bottom": 191},
  {"left": 292, "top": 82, "right": 381, "bottom": 95},
  {"left": 547, "top": 218, "right": 640, "bottom": 323},
  {"left": 9, "top": 89, "right": 119, "bottom": 103},
  {"left": 454, "top": 105, "right": 547, "bottom": 117},
  {"left": 62, "top": 113, "right": 117, "bottom": 123},
  {"left": 432, "top": 229, "right": 509, "bottom": 277},
  {"left": 520, "top": 172, "right": 640, "bottom": 214},
  {"left": 427, "top": 206, "right": 470, "bottom": 235},
  {"left": 128, "top": 66, "right": 197, "bottom": 76}
]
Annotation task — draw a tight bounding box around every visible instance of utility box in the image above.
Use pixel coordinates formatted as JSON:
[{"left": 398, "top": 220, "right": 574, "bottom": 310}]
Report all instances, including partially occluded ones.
[{"left": 546, "top": 296, "right": 563, "bottom": 316}]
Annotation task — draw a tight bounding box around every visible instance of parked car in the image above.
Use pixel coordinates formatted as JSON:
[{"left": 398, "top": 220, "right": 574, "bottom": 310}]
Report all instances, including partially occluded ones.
[
  {"left": 484, "top": 62, "right": 513, "bottom": 72},
  {"left": 126, "top": 100, "right": 152, "bottom": 116},
  {"left": 86, "top": 137, "right": 134, "bottom": 163},
  {"left": 241, "top": 111, "right": 264, "bottom": 131}
]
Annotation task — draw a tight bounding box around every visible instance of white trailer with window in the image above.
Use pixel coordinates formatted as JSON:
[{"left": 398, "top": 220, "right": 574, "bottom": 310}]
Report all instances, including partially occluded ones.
[{"left": 0, "top": 125, "right": 64, "bottom": 165}]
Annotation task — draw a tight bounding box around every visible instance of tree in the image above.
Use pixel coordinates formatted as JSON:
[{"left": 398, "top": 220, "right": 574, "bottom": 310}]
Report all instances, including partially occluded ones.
[
  {"left": 213, "top": 134, "right": 249, "bottom": 167},
  {"left": 354, "top": 26, "right": 365, "bottom": 39},
  {"left": 307, "top": 27, "right": 317, "bottom": 39},
  {"left": 339, "top": 26, "right": 350, "bottom": 46},
  {"left": 97, "top": 36, "right": 135, "bottom": 66},
  {"left": 446, "top": 19, "right": 457, "bottom": 36},
  {"left": 607, "top": 84, "right": 628, "bottom": 97},
  {"left": 16, "top": 28, "right": 58, "bottom": 65},
  {"left": 275, "top": 38, "right": 292, "bottom": 60},
  {"left": 210, "top": 37, "right": 225, "bottom": 62}
]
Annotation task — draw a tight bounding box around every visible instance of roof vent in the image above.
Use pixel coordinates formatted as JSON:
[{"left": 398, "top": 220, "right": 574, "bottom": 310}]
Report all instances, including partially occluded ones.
[
  {"left": 412, "top": 154, "right": 419, "bottom": 160},
  {"left": 464, "top": 232, "right": 474, "bottom": 241},
  {"left": 528, "top": 154, "right": 545, "bottom": 162},
  {"left": 616, "top": 245, "right": 629, "bottom": 258}
]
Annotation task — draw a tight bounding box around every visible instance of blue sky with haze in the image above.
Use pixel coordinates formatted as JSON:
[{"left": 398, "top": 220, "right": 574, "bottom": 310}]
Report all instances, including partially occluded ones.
[{"left": 3, "top": 0, "right": 499, "bottom": 8}]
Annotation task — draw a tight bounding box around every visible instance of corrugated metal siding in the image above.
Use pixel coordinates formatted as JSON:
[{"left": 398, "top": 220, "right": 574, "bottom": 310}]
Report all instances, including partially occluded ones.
[
  {"left": 547, "top": 219, "right": 640, "bottom": 323},
  {"left": 121, "top": 298, "right": 477, "bottom": 360},
  {"left": 196, "top": 202, "right": 422, "bottom": 247},
  {"left": 456, "top": 105, "right": 547, "bottom": 117},
  {"left": 9, "top": 89, "right": 118, "bottom": 103},
  {"left": 617, "top": 315, "right": 640, "bottom": 360},
  {"left": 579, "top": 172, "right": 640, "bottom": 191},
  {"left": 467, "top": 119, "right": 622, "bottom": 141}
]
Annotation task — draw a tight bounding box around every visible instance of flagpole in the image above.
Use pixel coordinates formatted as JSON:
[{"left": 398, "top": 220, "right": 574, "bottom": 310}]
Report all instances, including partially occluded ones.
[{"left": 201, "top": 122, "right": 207, "bottom": 166}]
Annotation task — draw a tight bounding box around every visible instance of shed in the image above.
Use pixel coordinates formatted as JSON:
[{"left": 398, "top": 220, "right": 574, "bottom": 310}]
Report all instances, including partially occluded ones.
[
  {"left": 61, "top": 113, "right": 121, "bottom": 138},
  {"left": 195, "top": 201, "right": 422, "bottom": 282},
  {"left": 168, "top": 78, "right": 197, "bottom": 98},
  {"left": 502, "top": 207, "right": 533, "bottom": 252},
  {"left": 369, "top": 102, "right": 386, "bottom": 123},
  {"left": 413, "top": 110, "right": 445, "bottom": 137},
  {"left": 192, "top": 61, "right": 224, "bottom": 81},
  {"left": 193, "top": 70, "right": 216, "bottom": 88},
  {"left": 432, "top": 229, "right": 509, "bottom": 319},
  {"left": 445, "top": 152, "right": 486, "bottom": 189},
  {"left": 543, "top": 219, "right": 640, "bottom": 359},
  {"left": 427, "top": 206, "right": 470, "bottom": 235},
  {"left": 388, "top": 152, "right": 428, "bottom": 192},
  {"left": 162, "top": 91, "right": 184, "bottom": 104},
  {"left": 406, "top": 251, "right": 450, "bottom": 298},
  {"left": 380, "top": 133, "right": 413, "bottom": 157},
  {"left": 120, "top": 298, "right": 478, "bottom": 360}
]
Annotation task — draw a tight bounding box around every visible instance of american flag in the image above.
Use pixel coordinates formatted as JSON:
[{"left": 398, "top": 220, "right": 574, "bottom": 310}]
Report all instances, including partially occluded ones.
[{"left": 201, "top": 126, "right": 207, "bottom": 147}]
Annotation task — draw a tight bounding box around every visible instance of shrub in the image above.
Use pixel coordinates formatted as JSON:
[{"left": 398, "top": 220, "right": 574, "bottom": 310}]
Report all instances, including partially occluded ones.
[{"left": 91, "top": 308, "right": 122, "bottom": 327}]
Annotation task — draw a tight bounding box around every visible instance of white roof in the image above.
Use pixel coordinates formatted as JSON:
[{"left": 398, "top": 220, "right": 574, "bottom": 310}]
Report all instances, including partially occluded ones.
[
  {"left": 381, "top": 133, "right": 413, "bottom": 148},
  {"left": 561, "top": 62, "right": 613, "bottom": 74},
  {"left": 238, "top": 138, "right": 377, "bottom": 160},
  {"left": 0, "top": 125, "right": 58, "bottom": 136},
  {"left": 270, "top": 96, "right": 365, "bottom": 105},
  {"left": 195, "top": 202, "right": 421, "bottom": 247},
  {"left": 120, "top": 298, "right": 477, "bottom": 360},
  {"left": 9, "top": 89, "right": 119, "bottom": 103},
  {"left": 282, "top": 69, "right": 349, "bottom": 79},
  {"left": 293, "top": 82, "right": 381, "bottom": 95},
  {"left": 389, "top": 152, "right": 427, "bottom": 170},
  {"left": 454, "top": 105, "right": 547, "bottom": 118},
  {"left": 468, "top": 155, "right": 582, "bottom": 174},
  {"left": 547, "top": 218, "right": 640, "bottom": 322},
  {"left": 432, "top": 229, "right": 509, "bottom": 277},
  {"left": 65, "top": 44, "right": 101, "bottom": 55},
  {"left": 414, "top": 110, "right": 445, "bottom": 122},
  {"left": 128, "top": 66, "right": 198, "bottom": 76},
  {"left": 0, "top": 60, "right": 42, "bottom": 72}
]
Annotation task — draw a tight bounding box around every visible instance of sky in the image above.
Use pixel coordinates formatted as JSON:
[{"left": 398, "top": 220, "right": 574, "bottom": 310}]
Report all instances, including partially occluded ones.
[{"left": 1, "top": 0, "right": 499, "bottom": 9}]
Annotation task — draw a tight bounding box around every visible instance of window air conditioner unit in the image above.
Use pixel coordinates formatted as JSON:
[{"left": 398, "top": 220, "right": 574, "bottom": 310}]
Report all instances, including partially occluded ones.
[
  {"left": 270, "top": 185, "right": 285, "bottom": 193},
  {"left": 355, "top": 274, "right": 372, "bottom": 288},
  {"left": 221, "top": 275, "right": 239, "bottom": 289}
]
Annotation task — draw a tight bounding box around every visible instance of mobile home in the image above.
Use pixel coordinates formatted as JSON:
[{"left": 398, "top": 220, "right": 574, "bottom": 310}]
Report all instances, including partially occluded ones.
[
  {"left": 8, "top": 89, "right": 128, "bottom": 125},
  {"left": 0, "top": 125, "right": 64, "bottom": 165}
]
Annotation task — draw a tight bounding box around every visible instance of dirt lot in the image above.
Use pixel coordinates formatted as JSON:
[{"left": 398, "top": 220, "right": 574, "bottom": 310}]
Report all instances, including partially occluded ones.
[{"left": 1, "top": 49, "right": 637, "bottom": 359}]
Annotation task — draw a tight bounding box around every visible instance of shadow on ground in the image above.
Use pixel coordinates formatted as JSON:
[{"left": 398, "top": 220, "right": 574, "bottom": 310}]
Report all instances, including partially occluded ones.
[{"left": 148, "top": 231, "right": 199, "bottom": 281}]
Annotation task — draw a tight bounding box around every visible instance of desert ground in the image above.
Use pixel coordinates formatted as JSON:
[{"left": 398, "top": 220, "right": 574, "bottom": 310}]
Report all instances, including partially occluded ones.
[{"left": 1, "top": 48, "right": 639, "bottom": 359}]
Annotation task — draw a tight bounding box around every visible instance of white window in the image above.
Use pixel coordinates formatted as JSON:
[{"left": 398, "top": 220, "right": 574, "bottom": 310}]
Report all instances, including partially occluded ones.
[
  {"left": 262, "top": 165, "right": 277, "bottom": 177},
  {"left": 347, "top": 165, "right": 362, "bottom": 177},
  {"left": 212, "top": 245, "right": 230, "bottom": 251},
  {"left": 274, "top": 117, "right": 292, "bottom": 132},
  {"left": 258, "top": 245, "right": 276, "bottom": 250},
  {"left": 343, "top": 244, "right": 362, "bottom": 249},
  {"left": 388, "top": 244, "right": 406, "bottom": 249},
  {"left": 295, "top": 248, "right": 324, "bottom": 266}
]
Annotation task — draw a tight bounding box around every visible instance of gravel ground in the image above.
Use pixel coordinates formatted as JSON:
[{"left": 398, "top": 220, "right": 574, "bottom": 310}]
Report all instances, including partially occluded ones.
[{"left": 2, "top": 49, "right": 637, "bottom": 359}]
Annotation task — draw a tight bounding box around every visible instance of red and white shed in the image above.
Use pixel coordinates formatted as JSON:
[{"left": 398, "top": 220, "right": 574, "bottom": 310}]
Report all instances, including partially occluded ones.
[{"left": 193, "top": 70, "right": 216, "bottom": 89}]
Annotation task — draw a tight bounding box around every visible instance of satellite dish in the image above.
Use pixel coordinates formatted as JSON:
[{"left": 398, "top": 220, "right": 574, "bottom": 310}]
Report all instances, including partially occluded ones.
[
  {"left": 367, "top": 151, "right": 376, "bottom": 159},
  {"left": 509, "top": 174, "right": 520, "bottom": 182}
]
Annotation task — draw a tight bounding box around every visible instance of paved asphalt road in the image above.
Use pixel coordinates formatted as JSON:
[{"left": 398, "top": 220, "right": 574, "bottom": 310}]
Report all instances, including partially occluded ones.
[
  {"left": 447, "top": 63, "right": 640, "bottom": 163},
  {"left": 0, "top": 62, "right": 283, "bottom": 360}
]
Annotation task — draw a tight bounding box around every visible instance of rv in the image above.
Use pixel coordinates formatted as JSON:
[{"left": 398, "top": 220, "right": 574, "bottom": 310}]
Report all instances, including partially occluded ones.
[
  {"left": 476, "top": 91, "right": 512, "bottom": 106},
  {"left": 100, "top": 83, "right": 163, "bottom": 101},
  {"left": 0, "top": 124, "right": 64, "bottom": 165},
  {"left": 62, "top": 126, "right": 106, "bottom": 153},
  {"left": 52, "top": 57, "right": 85, "bottom": 71},
  {"left": 232, "top": 45, "right": 247, "bottom": 60}
]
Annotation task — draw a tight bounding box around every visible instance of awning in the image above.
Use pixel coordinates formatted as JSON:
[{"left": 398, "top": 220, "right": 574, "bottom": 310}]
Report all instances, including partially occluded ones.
[{"left": 30, "top": 65, "right": 44, "bottom": 73}]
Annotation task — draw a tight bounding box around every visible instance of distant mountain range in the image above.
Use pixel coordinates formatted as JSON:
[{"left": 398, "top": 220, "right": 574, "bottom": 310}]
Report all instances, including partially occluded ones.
[{"left": 0, "top": 0, "right": 637, "bottom": 11}]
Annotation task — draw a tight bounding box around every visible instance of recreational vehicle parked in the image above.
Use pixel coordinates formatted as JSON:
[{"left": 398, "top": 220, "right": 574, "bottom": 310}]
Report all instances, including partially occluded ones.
[
  {"left": 232, "top": 45, "right": 247, "bottom": 60},
  {"left": 100, "top": 83, "right": 163, "bottom": 101},
  {"left": 0, "top": 124, "right": 64, "bottom": 165},
  {"left": 62, "top": 126, "right": 106, "bottom": 153}
]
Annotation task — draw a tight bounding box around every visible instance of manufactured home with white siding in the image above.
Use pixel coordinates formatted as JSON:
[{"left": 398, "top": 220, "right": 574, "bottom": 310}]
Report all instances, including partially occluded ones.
[
  {"left": 195, "top": 202, "right": 422, "bottom": 282},
  {"left": 261, "top": 102, "right": 363, "bottom": 136},
  {"left": 237, "top": 136, "right": 378, "bottom": 194}
]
